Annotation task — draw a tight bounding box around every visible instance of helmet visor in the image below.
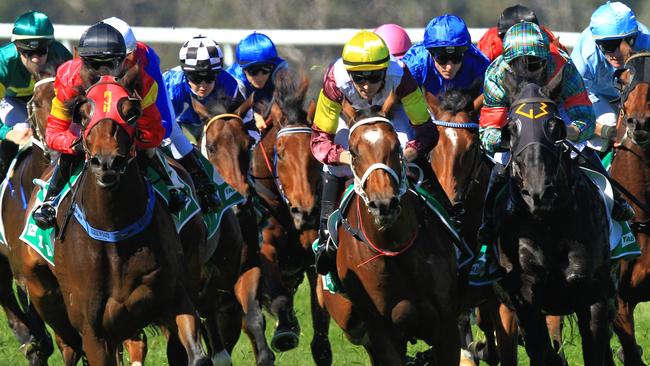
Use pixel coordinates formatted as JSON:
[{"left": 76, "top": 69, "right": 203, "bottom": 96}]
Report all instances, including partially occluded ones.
[{"left": 83, "top": 56, "right": 125, "bottom": 72}]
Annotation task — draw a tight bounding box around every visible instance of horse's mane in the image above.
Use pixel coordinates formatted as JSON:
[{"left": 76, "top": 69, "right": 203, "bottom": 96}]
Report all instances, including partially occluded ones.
[
  {"left": 502, "top": 58, "right": 549, "bottom": 105},
  {"left": 439, "top": 89, "right": 474, "bottom": 115},
  {"left": 354, "top": 106, "right": 383, "bottom": 121},
  {"left": 202, "top": 88, "right": 244, "bottom": 116},
  {"left": 257, "top": 68, "right": 309, "bottom": 124}
]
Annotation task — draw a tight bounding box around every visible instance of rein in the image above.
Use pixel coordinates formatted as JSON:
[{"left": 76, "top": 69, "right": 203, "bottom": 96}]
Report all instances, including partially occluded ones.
[
  {"left": 204, "top": 113, "right": 243, "bottom": 132},
  {"left": 27, "top": 77, "right": 55, "bottom": 158}
]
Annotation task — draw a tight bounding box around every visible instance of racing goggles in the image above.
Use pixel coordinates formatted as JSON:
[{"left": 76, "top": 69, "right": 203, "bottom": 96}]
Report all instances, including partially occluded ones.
[
  {"left": 349, "top": 69, "right": 386, "bottom": 84},
  {"left": 595, "top": 35, "right": 637, "bottom": 54},
  {"left": 244, "top": 64, "right": 274, "bottom": 76},
  {"left": 185, "top": 71, "right": 218, "bottom": 84},
  {"left": 83, "top": 56, "right": 125, "bottom": 72}
]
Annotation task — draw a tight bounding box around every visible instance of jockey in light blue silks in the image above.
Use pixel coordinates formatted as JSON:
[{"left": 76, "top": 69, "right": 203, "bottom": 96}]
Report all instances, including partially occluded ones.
[{"left": 571, "top": 2, "right": 650, "bottom": 153}]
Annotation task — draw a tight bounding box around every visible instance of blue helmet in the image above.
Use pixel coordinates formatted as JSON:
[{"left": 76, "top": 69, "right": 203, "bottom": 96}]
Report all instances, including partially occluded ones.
[
  {"left": 236, "top": 32, "right": 278, "bottom": 68},
  {"left": 590, "top": 1, "right": 638, "bottom": 40},
  {"left": 423, "top": 14, "right": 471, "bottom": 49}
]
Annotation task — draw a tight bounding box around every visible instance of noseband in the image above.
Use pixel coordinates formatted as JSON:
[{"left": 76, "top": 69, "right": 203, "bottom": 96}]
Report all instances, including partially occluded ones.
[{"left": 349, "top": 116, "right": 408, "bottom": 206}]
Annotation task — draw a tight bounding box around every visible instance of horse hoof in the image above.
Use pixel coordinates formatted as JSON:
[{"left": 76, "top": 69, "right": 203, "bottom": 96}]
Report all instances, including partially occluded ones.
[
  {"left": 211, "top": 350, "right": 231, "bottom": 366},
  {"left": 311, "top": 338, "right": 332, "bottom": 366},
  {"left": 271, "top": 329, "right": 300, "bottom": 352},
  {"left": 256, "top": 350, "right": 275, "bottom": 366},
  {"left": 617, "top": 345, "right": 646, "bottom": 365}
]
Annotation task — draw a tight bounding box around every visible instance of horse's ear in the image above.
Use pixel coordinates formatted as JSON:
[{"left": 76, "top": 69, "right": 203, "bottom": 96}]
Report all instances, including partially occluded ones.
[
  {"left": 551, "top": 36, "right": 560, "bottom": 49},
  {"left": 191, "top": 98, "right": 210, "bottom": 121},
  {"left": 543, "top": 66, "right": 564, "bottom": 100},
  {"left": 120, "top": 65, "right": 140, "bottom": 92},
  {"left": 473, "top": 94, "right": 485, "bottom": 115},
  {"left": 380, "top": 90, "right": 396, "bottom": 117},
  {"left": 340, "top": 99, "right": 357, "bottom": 127},
  {"left": 298, "top": 74, "right": 310, "bottom": 100},
  {"left": 73, "top": 46, "right": 79, "bottom": 59},
  {"left": 235, "top": 93, "right": 254, "bottom": 118},
  {"left": 307, "top": 99, "right": 316, "bottom": 124},
  {"left": 269, "top": 102, "right": 283, "bottom": 124},
  {"left": 425, "top": 91, "right": 440, "bottom": 118}
]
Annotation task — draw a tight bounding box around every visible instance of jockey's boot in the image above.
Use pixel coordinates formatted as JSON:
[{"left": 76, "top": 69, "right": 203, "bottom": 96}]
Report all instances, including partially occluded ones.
[
  {"left": 612, "top": 190, "right": 635, "bottom": 222},
  {"left": 32, "top": 154, "right": 76, "bottom": 229},
  {"left": 470, "top": 163, "right": 507, "bottom": 286},
  {"left": 178, "top": 149, "right": 221, "bottom": 213},
  {"left": 314, "top": 172, "right": 343, "bottom": 275},
  {"left": 139, "top": 150, "right": 188, "bottom": 214}
]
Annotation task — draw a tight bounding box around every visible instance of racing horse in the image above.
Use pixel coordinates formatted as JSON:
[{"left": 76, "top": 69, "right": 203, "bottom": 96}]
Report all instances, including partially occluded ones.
[
  {"left": 318, "top": 106, "right": 459, "bottom": 365},
  {"left": 0, "top": 68, "right": 56, "bottom": 365},
  {"left": 20, "top": 69, "right": 211, "bottom": 366},
  {"left": 247, "top": 69, "right": 331, "bottom": 364},
  {"left": 427, "top": 87, "right": 519, "bottom": 366},
  {"left": 610, "top": 52, "right": 650, "bottom": 366},
  {"left": 495, "top": 61, "right": 612, "bottom": 365}
]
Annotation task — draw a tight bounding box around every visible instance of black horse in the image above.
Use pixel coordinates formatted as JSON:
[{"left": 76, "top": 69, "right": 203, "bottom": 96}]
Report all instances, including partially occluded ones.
[{"left": 494, "top": 63, "right": 613, "bottom": 365}]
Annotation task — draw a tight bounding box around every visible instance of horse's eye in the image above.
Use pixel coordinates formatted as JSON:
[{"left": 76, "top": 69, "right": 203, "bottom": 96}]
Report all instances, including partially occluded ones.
[{"left": 206, "top": 145, "right": 216, "bottom": 154}]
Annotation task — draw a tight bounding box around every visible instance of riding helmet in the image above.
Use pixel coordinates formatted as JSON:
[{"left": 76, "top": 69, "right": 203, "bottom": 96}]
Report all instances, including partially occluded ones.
[
  {"left": 423, "top": 15, "right": 471, "bottom": 49},
  {"left": 497, "top": 5, "right": 539, "bottom": 38},
  {"left": 102, "top": 17, "right": 137, "bottom": 54},
  {"left": 179, "top": 35, "right": 224, "bottom": 72},
  {"left": 374, "top": 24, "right": 412, "bottom": 59},
  {"left": 78, "top": 22, "right": 126, "bottom": 59},
  {"left": 12, "top": 11, "right": 54, "bottom": 50},
  {"left": 590, "top": 1, "right": 638, "bottom": 41},
  {"left": 342, "top": 30, "right": 390, "bottom": 71},
  {"left": 236, "top": 32, "right": 278, "bottom": 68}
]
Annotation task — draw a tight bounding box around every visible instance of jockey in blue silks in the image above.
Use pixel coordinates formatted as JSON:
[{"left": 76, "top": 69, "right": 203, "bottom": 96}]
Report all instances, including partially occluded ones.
[
  {"left": 401, "top": 14, "right": 490, "bottom": 110},
  {"left": 571, "top": 2, "right": 650, "bottom": 153}
]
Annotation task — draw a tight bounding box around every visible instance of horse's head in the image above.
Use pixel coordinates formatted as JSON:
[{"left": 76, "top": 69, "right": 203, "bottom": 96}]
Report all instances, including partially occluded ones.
[
  {"left": 259, "top": 70, "right": 321, "bottom": 228},
  {"left": 28, "top": 64, "right": 60, "bottom": 152},
  {"left": 501, "top": 63, "right": 569, "bottom": 218},
  {"left": 615, "top": 52, "right": 650, "bottom": 146},
  {"left": 427, "top": 82, "right": 483, "bottom": 207},
  {"left": 194, "top": 91, "right": 251, "bottom": 196},
  {"left": 345, "top": 104, "right": 406, "bottom": 229},
  {"left": 72, "top": 69, "right": 142, "bottom": 189}
]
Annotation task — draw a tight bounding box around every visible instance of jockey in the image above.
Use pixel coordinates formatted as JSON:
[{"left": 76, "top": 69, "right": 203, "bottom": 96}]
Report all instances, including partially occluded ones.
[
  {"left": 164, "top": 35, "right": 248, "bottom": 142},
  {"left": 401, "top": 14, "right": 489, "bottom": 104},
  {"left": 31, "top": 22, "right": 166, "bottom": 229},
  {"left": 103, "top": 18, "right": 221, "bottom": 214},
  {"left": 311, "top": 30, "right": 442, "bottom": 275},
  {"left": 473, "top": 21, "right": 634, "bottom": 285},
  {"left": 571, "top": 2, "right": 650, "bottom": 154},
  {"left": 476, "top": 4, "right": 566, "bottom": 62},
  {"left": 227, "top": 32, "right": 288, "bottom": 131},
  {"left": 0, "top": 11, "right": 72, "bottom": 176},
  {"left": 373, "top": 23, "right": 412, "bottom": 59}
]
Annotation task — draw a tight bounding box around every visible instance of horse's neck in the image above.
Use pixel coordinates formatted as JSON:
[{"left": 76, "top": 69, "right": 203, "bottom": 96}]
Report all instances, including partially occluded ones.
[
  {"left": 615, "top": 145, "right": 650, "bottom": 219},
  {"left": 355, "top": 195, "right": 418, "bottom": 250},
  {"left": 80, "top": 162, "right": 149, "bottom": 230}
]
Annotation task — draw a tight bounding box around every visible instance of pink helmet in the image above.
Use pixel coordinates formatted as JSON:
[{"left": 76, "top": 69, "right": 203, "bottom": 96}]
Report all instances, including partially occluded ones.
[{"left": 373, "top": 23, "right": 412, "bottom": 59}]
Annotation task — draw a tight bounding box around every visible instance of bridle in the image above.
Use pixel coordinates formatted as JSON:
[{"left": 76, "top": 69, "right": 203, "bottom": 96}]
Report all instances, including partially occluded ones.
[
  {"left": 27, "top": 77, "right": 55, "bottom": 158},
  {"left": 348, "top": 116, "right": 408, "bottom": 206},
  {"left": 616, "top": 52, "right": 650, "bottom": 146}
]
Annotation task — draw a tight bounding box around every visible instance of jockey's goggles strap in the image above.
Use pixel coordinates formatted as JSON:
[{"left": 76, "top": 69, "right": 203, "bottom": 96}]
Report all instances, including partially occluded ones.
[
  {"left": 205, "top": 113, "right": 243, "bottom": 131},
  {"left": 349, "top": 116, "right": 393, "bottom": 136}
]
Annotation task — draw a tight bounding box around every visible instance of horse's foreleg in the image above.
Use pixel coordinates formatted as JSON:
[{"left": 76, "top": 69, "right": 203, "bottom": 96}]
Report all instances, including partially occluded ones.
[
  {"left": 167, "top": 293, "right": 210, "bottom": 366},
  {"left": 79, "top": 328, "right": 114, "bottom": 366},
  {"left": 492, "top": 301, "right": 518, "bottom": 366},
  {"left": 54, "top": 333, "right": 84, "bottom": 366},
  {"left": 235, "top": 266, "right": 274, "bottom": 366},
  {"left": 363, "top": 320, "right": 405, "bottom": 366},
  {"left": 307, "top": 267, "right": 332, "bottom": 366},
  {"left": 546, "top": 316, "right": 569, "bottom": 365},
  {"left": 613, "top": 295, "right": 644, "bottom": 366},
  {"left": 122, "top": 331, "right": 147, "bottom": 366},
  {"left": 513, "top": 300, "right": 557, "bottom": 366},
  {"left": 578, "top": 300, "right": 612, "bottom": 366}
]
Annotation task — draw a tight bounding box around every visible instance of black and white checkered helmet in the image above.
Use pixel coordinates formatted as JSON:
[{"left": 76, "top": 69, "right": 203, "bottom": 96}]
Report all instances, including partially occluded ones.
[{"left": 179, "top": 35, "right": 223, "bottom": 72}]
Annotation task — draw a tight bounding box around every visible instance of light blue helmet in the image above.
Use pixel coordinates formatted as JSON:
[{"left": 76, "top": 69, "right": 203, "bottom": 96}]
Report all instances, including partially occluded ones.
[
  {"left": 423, "top": 14, "right": 471, "bottom": 49},
  {"left": 589, "top": 1, "right": 638, "bottom": 40},
  {"left": 236, "top": 32, "right": 278, "bottom": 68}
]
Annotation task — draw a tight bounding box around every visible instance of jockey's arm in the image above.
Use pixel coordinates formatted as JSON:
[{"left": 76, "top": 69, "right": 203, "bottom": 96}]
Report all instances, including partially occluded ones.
[
  {"left": 46, "top": 95, "right": 78, "bottom": 155},
  {"left": 479, "top": 69, "right": 509, "bottom": 154},
  {"left": 397, "top": 67, "right": 438, "bottom": 160},
  {"left": 134, "top": 81, "right": 165, "bottom": 149},
  {"left": 559, "top": 62, "right": 596, "bottom": 142},
  {"left": 311, "top": 88, "right": 346, "bottom": 166}
]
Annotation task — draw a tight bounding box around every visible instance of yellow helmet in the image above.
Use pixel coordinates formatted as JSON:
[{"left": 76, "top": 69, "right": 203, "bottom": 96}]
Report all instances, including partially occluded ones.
[{"left": 342, "top": 30, "right": 390, "bottom": 71}]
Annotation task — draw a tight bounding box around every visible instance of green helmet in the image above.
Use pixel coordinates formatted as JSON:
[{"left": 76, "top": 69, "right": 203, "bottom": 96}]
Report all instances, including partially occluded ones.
[{"left": 11, "top": 11, "right": 54, "bottom": 50}]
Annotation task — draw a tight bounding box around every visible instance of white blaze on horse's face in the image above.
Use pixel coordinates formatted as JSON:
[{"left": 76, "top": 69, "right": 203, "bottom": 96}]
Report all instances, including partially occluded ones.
[
  {"left": 444, "top": 128, "right": 458, "bottom": 147},
  {"left": 362, "top": 129, "right": 382, "bottom": 144}
]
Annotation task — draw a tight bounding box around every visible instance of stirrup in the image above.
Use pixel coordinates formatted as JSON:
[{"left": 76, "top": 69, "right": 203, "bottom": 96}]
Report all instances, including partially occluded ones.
[
  {"left": 168, "top": 188, "right": 189, "bottom": 213},
  {"left": 32, "top": 203, "right": 57, "bottom": 230},
  {"left": 314, "top": 237, "right": 336, "bottom": 275},
  {"left": 612, "top": 199, "right": 635, "bottom": 222},
  {"left": 196, "top": 185, "right": 221, "bottom": 213}
]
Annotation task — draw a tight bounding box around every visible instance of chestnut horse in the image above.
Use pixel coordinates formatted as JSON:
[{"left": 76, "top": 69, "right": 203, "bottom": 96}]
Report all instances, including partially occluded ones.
[
  {"left": 495, "top": 63, "right": 612, "bottom": 365},
  {"left": 192, "top": 93, "right": 277, "bottom": 365},
  {"left": 247, "top": 70, "right": 331, "bottom": 364},
  {"left": 611, "top": 52, "right": 650, "bottom": 366},
  {"left": 20, "top": 72, "right": 210, "bottom": 366},
  {"left": 319, "top": 106, "right": 459, "bottom": 365},
  {"left": 427, "top": 88, "right": 519, "bottom": 366},
  {"left": 0, "top": 71, "right": 56, "bottom": 365}
]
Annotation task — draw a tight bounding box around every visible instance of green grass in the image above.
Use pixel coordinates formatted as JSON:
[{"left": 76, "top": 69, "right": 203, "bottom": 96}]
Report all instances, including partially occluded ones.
[{"left": 1, "top": 277, "right": 649, "bottom": 365}]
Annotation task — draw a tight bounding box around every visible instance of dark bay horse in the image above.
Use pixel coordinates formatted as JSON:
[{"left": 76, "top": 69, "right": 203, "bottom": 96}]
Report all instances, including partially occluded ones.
[
  {"left": 247, "top": 70, "right": 331, "bottom": 364},
  {"left": 610, "top": 52, "right": 650, "bottom": 366},
  {"left": 0, "top": 72, "right": 56, "bottom": 365},
  {"left": 495, "top": 64, "right": 612, "bottom": 365},
  {"left": 319, "top": 107, "right": 459, "bottom": 365},
  {"left": 21, "top": 71, "right": 211, "bottom": 366},
  {"left": 427, "top": 88, "right": 519, "bottom": 366}
]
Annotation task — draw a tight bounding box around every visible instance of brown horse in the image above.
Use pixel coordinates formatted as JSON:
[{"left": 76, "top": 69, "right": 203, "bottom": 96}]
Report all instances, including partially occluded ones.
[
  {"left": 0, "top": 72, "right": 56, "bottom": 365},
  {"left": 192, "top": 93, "right": 277, "bottom": 365},
  {"left": 319, "top": 106, "right": 459, "bottom": 365},
  {"left": 611, "top": 52, "right": 650, "bottom": 366},
  {"left": 247, "top": 70, "right": 331, "bottom": 364},
  {"left": 427, "top": 88, "right": 519, "bottom": 366},
  {"left": 20, "top": 71, "right": 210, "bottom": 366}
]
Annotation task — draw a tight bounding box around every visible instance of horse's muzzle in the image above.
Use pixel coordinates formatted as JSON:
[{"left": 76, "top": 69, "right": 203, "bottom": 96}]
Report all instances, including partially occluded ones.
[
  {"left": 89, "top": 154, "right": 126, "bottom": 189},
  {"left": 368, "top": 196, "right": 401, "bottom": 229}
]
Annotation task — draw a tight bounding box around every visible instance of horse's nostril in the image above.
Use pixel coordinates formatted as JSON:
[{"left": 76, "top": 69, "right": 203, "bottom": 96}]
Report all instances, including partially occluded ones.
[
  {"left": 290, "top": 206, "right": 300, "bottom": 214},
  {"left": 389, "top": 197, "right": 399, "bottom": 210},
  {"left": 368, "top": 201, "right": 378, "bottom": 209}
]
